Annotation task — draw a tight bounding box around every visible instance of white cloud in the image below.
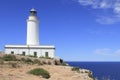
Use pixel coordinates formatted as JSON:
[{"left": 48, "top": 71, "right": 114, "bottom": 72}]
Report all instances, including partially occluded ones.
[
  {"left": 87, "top": 29, "right": 113, "bottom": 35},
  {"left": 77, "top": 0, "right": 113, "bottom": 9},
  {"left": 94, "top": 48, "right": 120, "bottom": 56},
  {"left": 94, "top": 48, "right": 112, "bottom": 55},
  {"left": 114, "top": 2, "right": 120, "bottom": 14},
  {"left": 114, "top": 49, "right": 120, "bottom": 55},
  {"left": 96, "top": 16, "right": 120, "bottom": 24},
  {"left": 76, "top": 0, "right": 120, "bottom": 24},
  {"left": 100, "top": 1, "right": 109, "bottom": 8}
]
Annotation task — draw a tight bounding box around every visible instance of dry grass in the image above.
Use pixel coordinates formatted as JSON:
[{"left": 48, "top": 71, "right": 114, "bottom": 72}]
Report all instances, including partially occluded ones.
[{"left": 0, "top": 53, "right": 94, "bottom": 80}]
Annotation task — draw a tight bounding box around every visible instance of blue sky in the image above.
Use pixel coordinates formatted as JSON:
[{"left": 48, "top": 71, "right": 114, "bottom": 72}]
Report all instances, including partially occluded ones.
[{"left": 1, "top": 0, "right": 120, "bottom": 61}]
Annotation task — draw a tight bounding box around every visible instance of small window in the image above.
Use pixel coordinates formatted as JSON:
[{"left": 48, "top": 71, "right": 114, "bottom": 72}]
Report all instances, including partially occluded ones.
[
  {"left": 11, "top": 51, "right": 14, "bottom": 54},
  {"left": 22, "top": 51, "right": 26, "bottom": 56},
  {"left": 34, "top": 52, "right": 37, "bottom": 57},
  {"left": 45, "top": 52, "right": 49, "bottom": 57}
]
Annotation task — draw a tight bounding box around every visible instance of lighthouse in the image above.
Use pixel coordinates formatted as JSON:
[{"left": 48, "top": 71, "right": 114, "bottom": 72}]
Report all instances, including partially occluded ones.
[
  {"left": 5, "top": 8, "right": 55, "bottom": 58},
  {"left": 27, "top": 8, "right": 39, "bottom": 45}
]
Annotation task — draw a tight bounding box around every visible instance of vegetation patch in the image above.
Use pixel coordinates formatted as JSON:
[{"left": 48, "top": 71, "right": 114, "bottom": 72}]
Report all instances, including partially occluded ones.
[
  {"left": 71, "top": 67, "right": 80, "bottom": 73},
  {"left": 85, "top": 71, "right": 97, "bottom": 80},
  {"left": 39, "top": 56, "right": 53, "bottom": 59},
  {"left": 33, "top": 59, "right": 40, "bottom": 64},
  {"left": 29, "top": 68, "right": 50, "bottom": 79},
  {"left": 42, "top": 61, "right": 47, "bottom": 64},
  {"left": 61, "top": 62, "right": 68, "bottom": 66},
  {"left": 0, "top": 58, "right": 4, "bottom": 64},
  {"left": 54, "top": 58, "right": 68, "bottom": 66},
  {"left": 21, "top": 57, "right": 26, "bottom": 62},
  {"left": 24, "top": 58, "right": 33, "bottom": 64},
  {"left": 9, "top": 62, "right": 19, "bottom": 68},
  {"left": 28, "top": 55, "right": 37, "bottom": 58},
  {"left": 88, "top": 71, "right": 94, "bottom": 78},
  {"left": 2, "top": 54, "right": 17, "bottom": 61}
]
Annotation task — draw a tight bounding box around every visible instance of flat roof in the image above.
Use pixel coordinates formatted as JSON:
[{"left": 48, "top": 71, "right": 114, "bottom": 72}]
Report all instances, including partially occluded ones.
[{"left": 5, "top": 45, "right": 55, "bottom": 49}]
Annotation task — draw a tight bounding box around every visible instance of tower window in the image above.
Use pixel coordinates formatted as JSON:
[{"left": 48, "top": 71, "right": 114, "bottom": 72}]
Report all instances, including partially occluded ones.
[{"left": 11, "top": 51, "right": 14, "bottom": 54}]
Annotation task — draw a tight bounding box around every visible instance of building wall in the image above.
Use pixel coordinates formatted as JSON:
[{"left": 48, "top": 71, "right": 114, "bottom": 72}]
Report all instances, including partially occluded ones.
[{"left": 5, "top": 48, "right": 55, "bottom": 58}]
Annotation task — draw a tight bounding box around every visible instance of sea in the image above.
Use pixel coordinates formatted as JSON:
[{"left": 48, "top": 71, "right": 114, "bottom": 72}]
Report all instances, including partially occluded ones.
[{"left": 67, "top": 62, "right": 120, "bottom": 80}]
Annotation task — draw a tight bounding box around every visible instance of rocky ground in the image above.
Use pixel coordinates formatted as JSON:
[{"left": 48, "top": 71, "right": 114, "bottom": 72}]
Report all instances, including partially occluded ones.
[{"left": 0, "top": 53, "right": 94, "bottom": 80}]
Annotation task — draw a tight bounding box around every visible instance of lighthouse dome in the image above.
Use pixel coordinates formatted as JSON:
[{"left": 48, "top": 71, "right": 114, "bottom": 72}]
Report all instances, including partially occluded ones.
[
  {"left": 30, "top": 8, "right": 36, "bottom": 12},
  {"left": 28, "top": 8, "right": 38, "bottom": 22}
]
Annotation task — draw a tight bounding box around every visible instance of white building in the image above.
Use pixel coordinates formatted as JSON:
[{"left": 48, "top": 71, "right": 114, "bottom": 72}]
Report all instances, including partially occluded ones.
[{"left": 5, "top": 8, "right": 55, "bottom": 58}]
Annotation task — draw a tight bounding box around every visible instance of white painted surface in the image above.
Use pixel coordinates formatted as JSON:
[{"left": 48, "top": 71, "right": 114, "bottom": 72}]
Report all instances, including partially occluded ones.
[
  {"left": 27, "top": 9, "right": 39, "bottom": 45},
  {"left": 5, "top": 45, "right": 55, "bottom": 58},
  {"left": 5, "top": 45, "right": 55, "bottom": 48}
]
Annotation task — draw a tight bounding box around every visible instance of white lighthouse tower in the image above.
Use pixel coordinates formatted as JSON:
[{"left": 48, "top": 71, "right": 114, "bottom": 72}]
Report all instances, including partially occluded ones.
[
  {"left": 5, "top": 8, "right": 55, "bottom": 58},
  {"left": 27, "top": 8, "right": 39, "bottom": 45}
]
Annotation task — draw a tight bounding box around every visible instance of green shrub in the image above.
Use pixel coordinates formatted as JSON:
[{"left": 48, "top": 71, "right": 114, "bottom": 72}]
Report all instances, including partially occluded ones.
[
  {"left": 71, "top": 67, "right": 80, "bottom": 72},
  {"left": 28, "top": 55, "right": 37, "bottom": 58},
  {"left": 33, "top": 59, "right": 40, "bottom": 64},
  {"left": 2, "top": 55, "right": 17, "bottom": 61},
  {"left": 29, "top": 68, "right": 50, "bottom": 79},
  {"left": 88, "top": 72, "right": 93, "bottom": 78},
  {"left": 25, "top": 58, "right": 33, "bottom": 64},
  {"left": 39, "top": 56, "right": 52, "bottom": 59},
  {"left": 61, "top": 62, "right": 68, "bottom": 66},
  {"left": 21, "top": 58, "right": 33, "bottom": 64},
  {"left": 87, "top": 71, "right": 97, "bottom": 80}
]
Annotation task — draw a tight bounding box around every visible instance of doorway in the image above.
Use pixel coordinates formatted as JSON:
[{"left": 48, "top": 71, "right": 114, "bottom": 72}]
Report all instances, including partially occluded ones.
[
  {"left": 45, "top": 52, "right": 49, "bottom": 57},
  {"left": 34, "top": 52, "right": 37, "bottom": 57}
]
